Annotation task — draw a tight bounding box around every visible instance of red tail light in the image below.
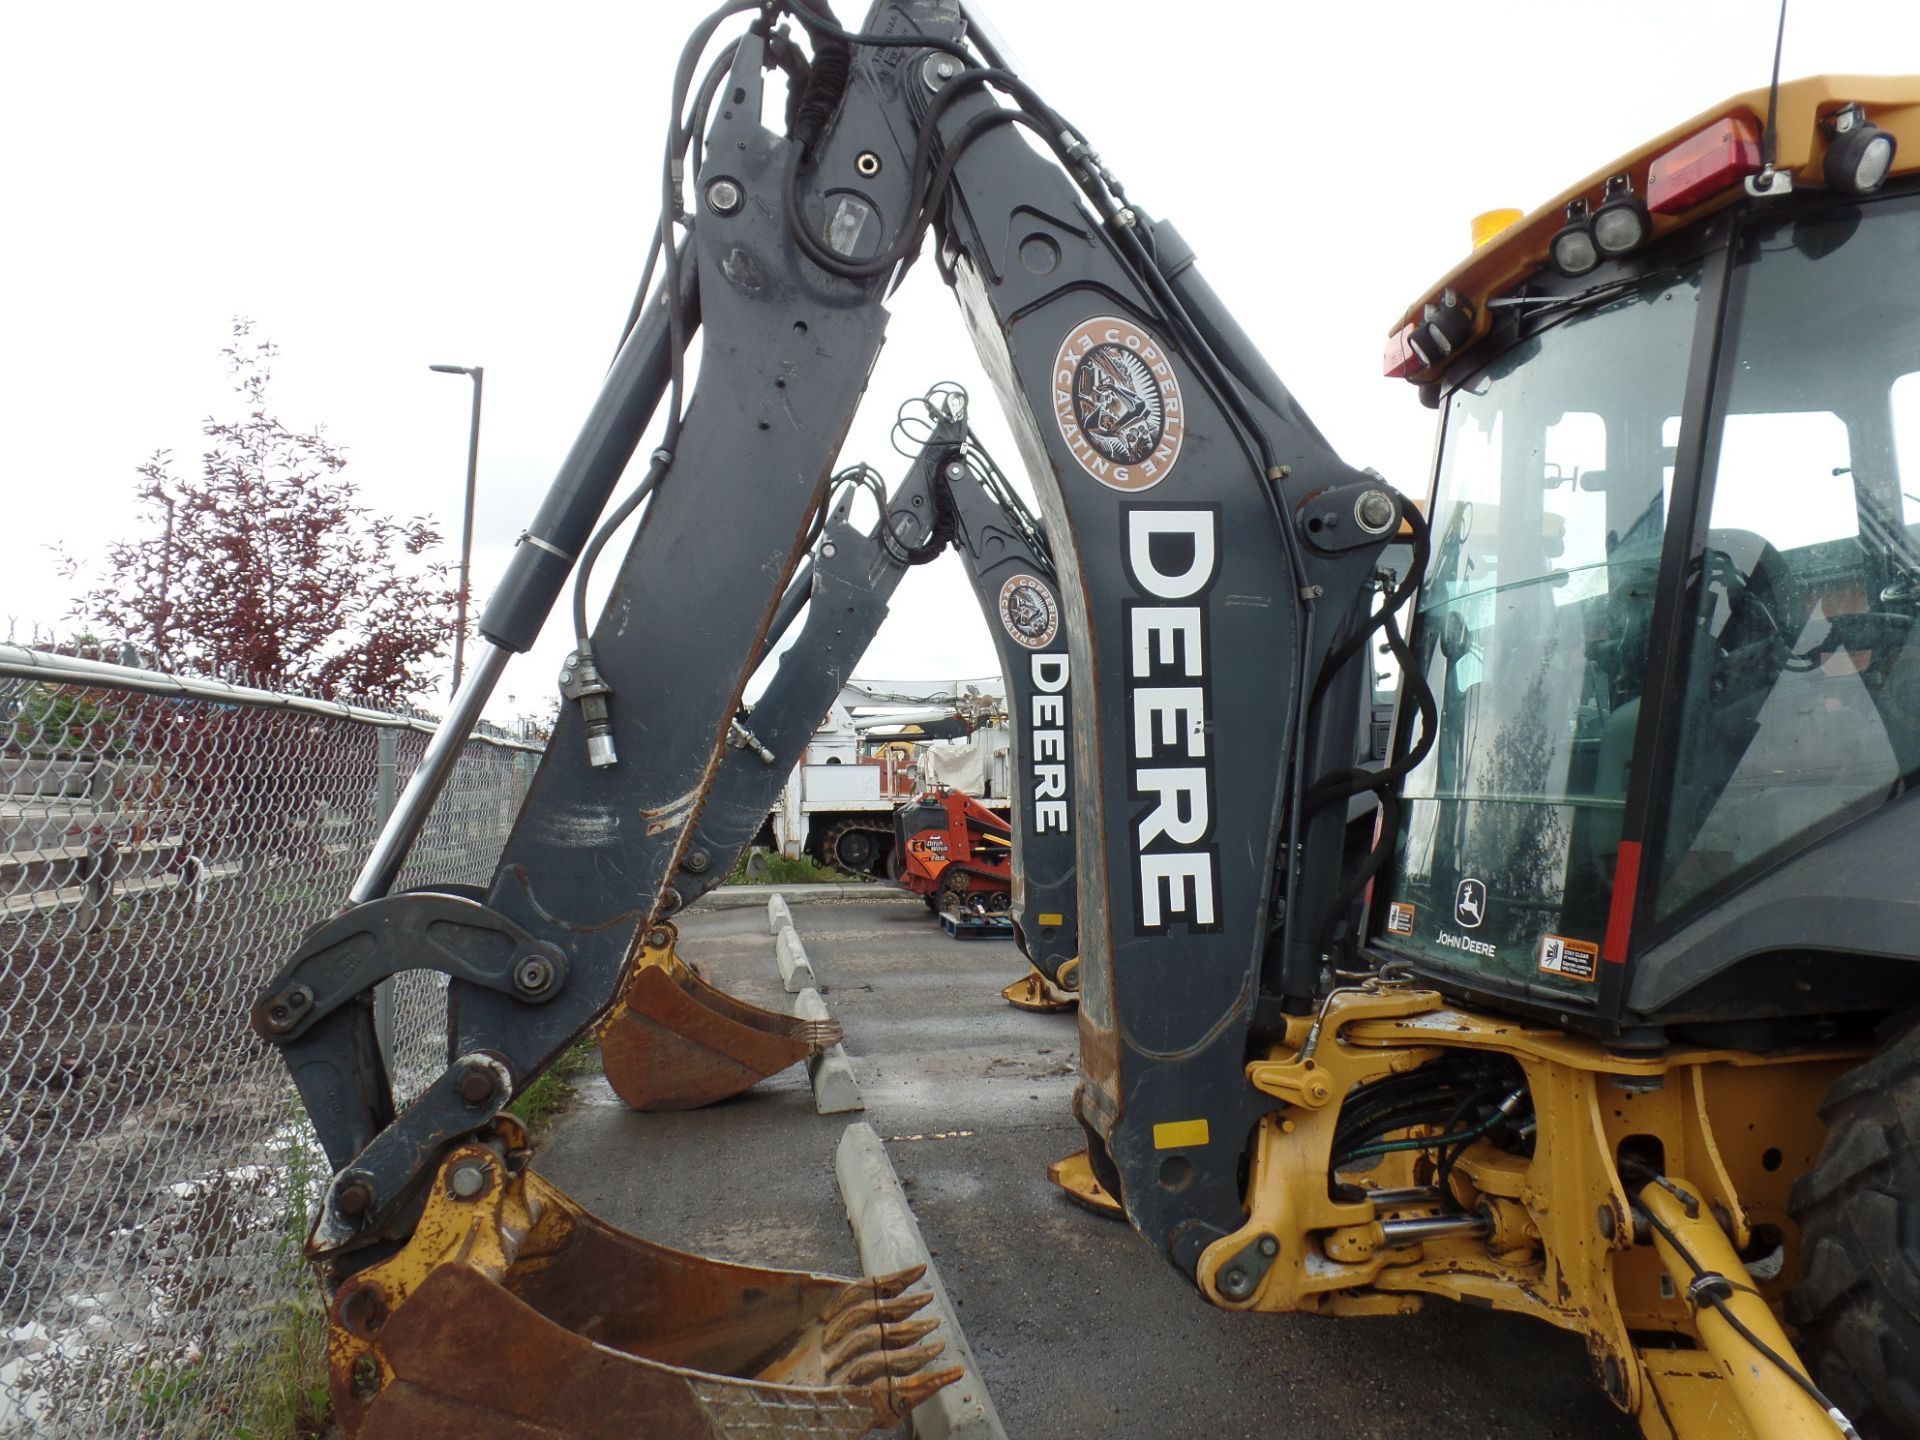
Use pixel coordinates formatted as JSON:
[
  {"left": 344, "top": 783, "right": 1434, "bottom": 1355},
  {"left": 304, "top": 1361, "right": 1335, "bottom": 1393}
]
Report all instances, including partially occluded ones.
[
  {"left": 1383, "top": 324, "right": 1420, "bottom": 379},
  {"left": 1647, "top": 116, "right": 1762, "bottom": 214}
]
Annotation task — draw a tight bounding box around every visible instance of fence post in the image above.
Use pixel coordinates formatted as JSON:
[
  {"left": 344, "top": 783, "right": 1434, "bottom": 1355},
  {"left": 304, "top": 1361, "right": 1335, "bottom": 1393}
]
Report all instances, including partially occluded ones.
[
  {"left": 372, "top": 728, "right": 399, "bottom": 1069},
  {"left": 78, "top": 833, "right": 116, "bottom": 933}
]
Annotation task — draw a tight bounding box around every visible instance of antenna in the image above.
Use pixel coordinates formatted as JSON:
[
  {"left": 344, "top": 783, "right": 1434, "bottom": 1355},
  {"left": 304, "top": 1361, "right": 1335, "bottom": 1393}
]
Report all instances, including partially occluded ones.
[{"left": 1751, "top": 0, "right": 1791, "bottom": 193}]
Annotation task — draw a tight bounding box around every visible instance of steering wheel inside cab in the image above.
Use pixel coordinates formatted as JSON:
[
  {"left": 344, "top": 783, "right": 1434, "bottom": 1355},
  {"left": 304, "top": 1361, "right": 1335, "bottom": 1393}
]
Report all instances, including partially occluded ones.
[{"left": 1698, "top": 529, "right": 1914, "bottom": 690}]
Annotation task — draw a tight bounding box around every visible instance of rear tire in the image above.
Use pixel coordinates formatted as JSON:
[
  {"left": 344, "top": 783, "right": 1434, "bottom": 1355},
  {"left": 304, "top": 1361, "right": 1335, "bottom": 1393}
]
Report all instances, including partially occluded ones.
[{"left": 1789, "top": 1014, "right": 1920, "bottom": 1439}]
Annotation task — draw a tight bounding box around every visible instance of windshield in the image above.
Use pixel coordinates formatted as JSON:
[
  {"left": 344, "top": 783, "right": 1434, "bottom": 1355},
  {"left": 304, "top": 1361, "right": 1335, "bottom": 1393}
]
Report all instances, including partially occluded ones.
[
  {"left": 1654, "top": 195, "right": 1920, "bottom": 923},
  {"left": 1380, "top": 266, "right": 1702, "bottom": 998}
]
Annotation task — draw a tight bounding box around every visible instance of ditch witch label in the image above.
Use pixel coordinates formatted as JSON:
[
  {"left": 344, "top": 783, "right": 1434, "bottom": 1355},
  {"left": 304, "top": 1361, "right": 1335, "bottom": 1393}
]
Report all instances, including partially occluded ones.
[
  {"left": 1055, "top": 316, "right": 1186, "bottom": 492},
  {"left": 1122, "top": 505, "right": 1221, "bottom": 933}
]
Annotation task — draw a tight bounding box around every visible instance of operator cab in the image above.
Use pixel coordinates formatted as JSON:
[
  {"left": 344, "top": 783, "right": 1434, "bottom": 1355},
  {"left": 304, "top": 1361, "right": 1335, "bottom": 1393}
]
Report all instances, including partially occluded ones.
[{"left": 1370, "top": 78, "right": 1920, "bottom": 1037}]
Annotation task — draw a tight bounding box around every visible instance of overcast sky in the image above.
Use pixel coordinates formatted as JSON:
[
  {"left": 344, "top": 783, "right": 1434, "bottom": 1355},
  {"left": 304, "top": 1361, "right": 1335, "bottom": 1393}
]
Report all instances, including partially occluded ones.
[{"left": 6, "top": 1, "right": 1916, "bottom": 723}]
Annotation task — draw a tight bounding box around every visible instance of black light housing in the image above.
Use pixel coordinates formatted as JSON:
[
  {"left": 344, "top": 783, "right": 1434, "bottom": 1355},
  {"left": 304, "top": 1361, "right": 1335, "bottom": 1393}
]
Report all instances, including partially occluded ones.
[
  {"left": 1823, "top": 103, "right": 1897, "bottom": 195},
  {"left": 1549, "top": 197, "right": 1600, "bottom": 278},
  {"left": 1408, "top": 288, "right": 1475, "bottom": 368},
  {"left": 1591, "top": 172, "right": 1651, "bottom": 256}
]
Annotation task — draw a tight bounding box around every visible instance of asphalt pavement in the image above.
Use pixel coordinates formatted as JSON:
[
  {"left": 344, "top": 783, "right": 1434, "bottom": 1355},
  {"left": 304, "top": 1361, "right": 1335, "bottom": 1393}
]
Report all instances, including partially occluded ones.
[{"left": 537, "top": 896, "right": 1636, "bottom": 1440}]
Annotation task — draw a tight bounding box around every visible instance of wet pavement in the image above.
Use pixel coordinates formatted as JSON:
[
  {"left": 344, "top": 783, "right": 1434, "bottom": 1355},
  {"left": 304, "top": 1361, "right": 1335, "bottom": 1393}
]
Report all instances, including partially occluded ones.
[{"left": 539, "top": 897, "right": 1635, "bottom": 1440}]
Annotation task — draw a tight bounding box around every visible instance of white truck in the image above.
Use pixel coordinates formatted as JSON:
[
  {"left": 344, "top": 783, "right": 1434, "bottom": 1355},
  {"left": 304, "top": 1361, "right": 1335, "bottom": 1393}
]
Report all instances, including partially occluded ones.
[{"left": 762, "top": 678, "right": 1011, "bottom": 876}]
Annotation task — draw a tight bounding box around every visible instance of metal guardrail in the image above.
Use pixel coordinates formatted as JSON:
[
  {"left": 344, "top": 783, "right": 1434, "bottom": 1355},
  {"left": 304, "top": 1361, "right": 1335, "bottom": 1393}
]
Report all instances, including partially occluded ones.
[{"left": 0, "top": 649, "right": 540, "bottom": 1436}]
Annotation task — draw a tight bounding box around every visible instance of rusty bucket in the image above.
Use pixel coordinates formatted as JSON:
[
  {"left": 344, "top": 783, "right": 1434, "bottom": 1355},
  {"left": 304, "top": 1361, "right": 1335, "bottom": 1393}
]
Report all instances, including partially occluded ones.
[
  {"left": 330, "top": 1129, "right": 959, "bottom": 1438},
  {"left": 599, "top": 924, "right": 841, "bottom": 1111}
]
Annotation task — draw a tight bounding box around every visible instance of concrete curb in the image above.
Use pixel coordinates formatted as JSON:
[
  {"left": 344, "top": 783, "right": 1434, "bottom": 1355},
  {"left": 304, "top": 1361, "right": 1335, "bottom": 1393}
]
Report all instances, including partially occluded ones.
[
  {"left": 774, "top": 923, "right": 815, "bottom": 992},
  {"left": 792, "top": 987, "right": 862, "bottom": 1113},
  {"left": 766, "top": 891, "right": 793, "bottom": 935},
  {"left": 836, "top": 1124, "right": 1006, "bottom": 1440},
  {"left": 691, "top": 882, "right": 919, "bottom": 913}
]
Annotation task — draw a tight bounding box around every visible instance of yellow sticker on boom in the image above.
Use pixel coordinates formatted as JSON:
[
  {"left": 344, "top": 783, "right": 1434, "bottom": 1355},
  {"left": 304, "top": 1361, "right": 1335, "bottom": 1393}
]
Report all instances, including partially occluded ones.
[
  {"left": 1153, "top": 1119, "right": 1210, "bottom": 1150},
  {"left": 1038, "top": 913, "right": 1065, "bottom": 926}
]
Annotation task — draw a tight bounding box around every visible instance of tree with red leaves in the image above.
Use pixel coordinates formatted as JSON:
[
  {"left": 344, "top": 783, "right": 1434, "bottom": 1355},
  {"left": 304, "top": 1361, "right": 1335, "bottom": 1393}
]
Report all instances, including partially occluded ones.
[{"left": 79, "top": 320, "right": 458, "bottom": 705}]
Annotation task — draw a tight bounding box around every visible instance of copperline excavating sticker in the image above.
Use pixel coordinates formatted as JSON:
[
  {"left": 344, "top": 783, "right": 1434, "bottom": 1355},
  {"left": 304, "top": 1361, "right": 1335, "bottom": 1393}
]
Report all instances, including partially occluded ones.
[
  {"left": 1538, "top": 933, "right": 1600, "bottom": 982},
  {"left": 1053, "top": 315, "right": 1186, "bottom": 491},
  {"left": 998, "top": 573, "right": 1060, "bottom": 650}
]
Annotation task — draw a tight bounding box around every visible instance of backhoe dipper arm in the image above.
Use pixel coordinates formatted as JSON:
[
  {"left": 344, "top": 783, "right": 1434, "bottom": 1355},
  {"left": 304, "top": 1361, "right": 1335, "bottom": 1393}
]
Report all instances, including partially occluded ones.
[
  {"left": 670, "top": 409, "right": 965, "bottom": 908},
  {"left": 930, "top": 419, "right": 1080, "bottom": 993},
  {"left": 253, "top": 18, "right": 964, "bottom": 1266},
  {"left": 256, "top": 0, "right": 1405, "bottom": 1301}
]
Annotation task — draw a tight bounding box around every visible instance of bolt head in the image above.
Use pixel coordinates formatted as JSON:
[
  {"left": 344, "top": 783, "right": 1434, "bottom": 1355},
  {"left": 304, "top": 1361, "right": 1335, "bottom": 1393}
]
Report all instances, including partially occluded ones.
[
  {"left": 706, "top": 178, "right": 743, "bottom": 215},
  {"left": 1222, "top": 1267, "right": 1249, "bottom": 1296},
  {"left": 685, "top": 849, "right": 711, "bottom": 874},
  {"left": 334, "top": 1179, "right": 375, "bottom": 1219},
  {"left": 1257, "top": 1235, "right": 1279, "bottom": 1257},
  {"left": 1356, "top": 489, "right": 1398, "bottom": 535},
  {"left": 936, "top": 59, "right": 956, "bottom": 77},
  {"left": 457, "top": 1065, "right": 497, "bottom": 1105},
  {"left": 513, "top": 956, "right": 554, "bottom": 994}
]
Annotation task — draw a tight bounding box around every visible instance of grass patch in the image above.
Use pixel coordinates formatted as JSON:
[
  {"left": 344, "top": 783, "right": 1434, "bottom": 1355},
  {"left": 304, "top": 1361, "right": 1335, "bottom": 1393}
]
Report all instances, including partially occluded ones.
[
  {"left": 508, "top": 1040, "right": 601, "bottom": 1135},
  {"left": 230, "top": 1297, "right": 330, "bottom": 1440},
  {"left": 231, "top": 1123, "right": 331, "bottom": 1440},
  {"left": 727, "top": 851, "right": 847, "bottom": 885}
]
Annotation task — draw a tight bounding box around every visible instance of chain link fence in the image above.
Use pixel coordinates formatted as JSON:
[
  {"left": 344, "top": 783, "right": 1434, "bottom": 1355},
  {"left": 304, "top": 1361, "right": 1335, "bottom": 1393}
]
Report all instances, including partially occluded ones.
[{"left": 0, "top": 644, "right": 541, "bottom": 1437}]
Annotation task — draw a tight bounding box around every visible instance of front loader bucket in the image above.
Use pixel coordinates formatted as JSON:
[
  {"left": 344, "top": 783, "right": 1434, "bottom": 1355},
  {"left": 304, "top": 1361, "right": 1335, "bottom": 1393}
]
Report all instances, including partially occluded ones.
[
  {"left": 1001, "top": 966, "right": 1077, "bottom": 1013},
  {"left": 330, "top": 1137, "right": 961, "bottom": 1438},
  {"left": 600, "top": 924, "right": 841, "bottom": 1111}
]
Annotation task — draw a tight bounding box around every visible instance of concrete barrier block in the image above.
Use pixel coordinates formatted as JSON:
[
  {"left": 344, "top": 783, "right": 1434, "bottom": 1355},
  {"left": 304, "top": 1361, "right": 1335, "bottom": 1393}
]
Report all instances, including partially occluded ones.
[
  {"left": 766, "top": 891, "right": 792, "bottom": 935},
  {"left": 835, "top": 1124, "right": 1006, "bottom": 1440},
  {"left": 774, "top": 922, "right": 815, "bottom": 992},
  {"left": 792, "top": 988, "right": 862, "bottom": 1114}
]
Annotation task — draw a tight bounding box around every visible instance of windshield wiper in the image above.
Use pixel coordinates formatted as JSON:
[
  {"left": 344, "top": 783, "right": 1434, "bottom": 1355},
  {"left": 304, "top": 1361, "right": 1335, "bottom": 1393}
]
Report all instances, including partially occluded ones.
[{"left": 1486, "top": 276, "right": 1646, "bottom": 327}]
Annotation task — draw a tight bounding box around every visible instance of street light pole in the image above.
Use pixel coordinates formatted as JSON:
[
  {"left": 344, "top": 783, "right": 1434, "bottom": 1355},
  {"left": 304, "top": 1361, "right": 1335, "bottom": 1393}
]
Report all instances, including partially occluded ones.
[{"left": 429, "top": 363, "right": 484, "bottom": 694}]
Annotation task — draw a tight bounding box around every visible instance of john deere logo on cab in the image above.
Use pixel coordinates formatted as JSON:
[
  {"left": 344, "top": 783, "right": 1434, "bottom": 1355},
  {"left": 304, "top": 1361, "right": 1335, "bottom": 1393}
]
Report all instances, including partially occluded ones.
[{"left": 1455, "top": 878, "right": 1487, "bottom": 929}]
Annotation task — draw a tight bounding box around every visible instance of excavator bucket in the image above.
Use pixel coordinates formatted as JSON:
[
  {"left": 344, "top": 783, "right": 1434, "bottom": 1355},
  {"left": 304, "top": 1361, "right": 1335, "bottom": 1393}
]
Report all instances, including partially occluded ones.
[
  {"left": 1000, "top": 966, "right": 1077, "bottom": 1013},
  {"left": 1046, "top": 1148, "right": 1123, "bottom": 1219},
  {"left": 599, "top": 924, "right": 841, "bottom": 1111},
  {"left": 329, "top": 1131, "right": 961, "bottom": 1438}
]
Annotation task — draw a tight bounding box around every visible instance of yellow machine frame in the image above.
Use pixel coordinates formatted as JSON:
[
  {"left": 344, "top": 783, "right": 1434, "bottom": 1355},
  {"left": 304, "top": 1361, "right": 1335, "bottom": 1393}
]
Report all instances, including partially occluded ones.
[{"left": 1184, "top": 979, "right": 1859, "bottom": 1438}]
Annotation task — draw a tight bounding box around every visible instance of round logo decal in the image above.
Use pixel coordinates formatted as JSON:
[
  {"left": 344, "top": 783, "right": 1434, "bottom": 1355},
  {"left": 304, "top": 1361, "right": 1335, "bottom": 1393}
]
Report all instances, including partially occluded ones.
[
  {"left": 1053, "top": 316, "right": 1185, "bottom": 491},
  {"left": 998, "top": 573, "right": 1059, "bottom": 650}
]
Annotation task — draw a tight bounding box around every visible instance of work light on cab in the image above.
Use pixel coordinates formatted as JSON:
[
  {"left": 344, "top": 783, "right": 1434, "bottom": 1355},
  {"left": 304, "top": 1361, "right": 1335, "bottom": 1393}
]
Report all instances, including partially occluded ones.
[
  {"left": 1407, "top": 288, "right": 1474, "bottom": 368},
  {"left": 1590, "top": 172, "right": 1651, "bottom": 255},
  {"left": 1823, "top": 102, "right": 1897, "bottom": 194},
  {"left": 1548, "top": 197, "right": 1600, "bottom": 276}
]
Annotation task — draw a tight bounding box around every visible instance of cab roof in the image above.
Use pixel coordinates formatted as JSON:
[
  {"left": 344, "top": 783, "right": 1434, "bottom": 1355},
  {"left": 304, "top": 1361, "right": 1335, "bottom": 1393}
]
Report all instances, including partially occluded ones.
[{"left": 1389, "top": 75, "right": 1920, "bottom": 374}]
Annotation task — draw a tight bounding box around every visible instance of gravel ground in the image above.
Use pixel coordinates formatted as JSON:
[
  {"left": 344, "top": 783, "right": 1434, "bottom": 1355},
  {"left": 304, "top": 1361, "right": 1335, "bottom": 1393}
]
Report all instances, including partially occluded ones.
[{"left": 538, "top": 898, "right": 1636, "bottom": 1440}]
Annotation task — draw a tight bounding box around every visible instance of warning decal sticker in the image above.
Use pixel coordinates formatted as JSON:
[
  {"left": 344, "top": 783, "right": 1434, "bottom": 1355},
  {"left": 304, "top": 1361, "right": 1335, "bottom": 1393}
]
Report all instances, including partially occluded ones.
[
  {"left": 1538, "top": 933, "right": 1599, "bottom": 983},
  {"left": 1385, "top": 901, "right": 1416, "bottom": 937}
]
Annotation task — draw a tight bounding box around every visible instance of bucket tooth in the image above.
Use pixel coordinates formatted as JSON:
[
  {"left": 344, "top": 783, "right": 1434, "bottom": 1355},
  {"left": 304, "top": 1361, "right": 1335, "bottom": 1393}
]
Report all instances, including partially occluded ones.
[
  {"left": 599, "top": 924, "right": 843, "bottom": 1110},
  {"left": 329, "top": 1144, "right": 958, "bottom": 1438}
]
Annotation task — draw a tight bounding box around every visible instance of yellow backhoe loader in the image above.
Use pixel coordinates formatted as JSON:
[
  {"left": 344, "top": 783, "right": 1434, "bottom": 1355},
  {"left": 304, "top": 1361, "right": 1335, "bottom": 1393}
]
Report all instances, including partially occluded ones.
[{"left": 249, "top": 2, "right": 1920, "bottom": 1435}]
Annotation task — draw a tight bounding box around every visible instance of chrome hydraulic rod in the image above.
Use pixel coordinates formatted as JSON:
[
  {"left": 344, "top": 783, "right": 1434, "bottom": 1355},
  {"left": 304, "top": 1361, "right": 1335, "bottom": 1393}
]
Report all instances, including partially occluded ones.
[
  {"left": 1379, "top": 1212, "right": 1493, "bottom": 1249},
  {"left": 350, "top": 642, "right": 512, "bottom": 903},
  {"left": 345, "top": 252, "right": 697, "bottom": 900}
]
